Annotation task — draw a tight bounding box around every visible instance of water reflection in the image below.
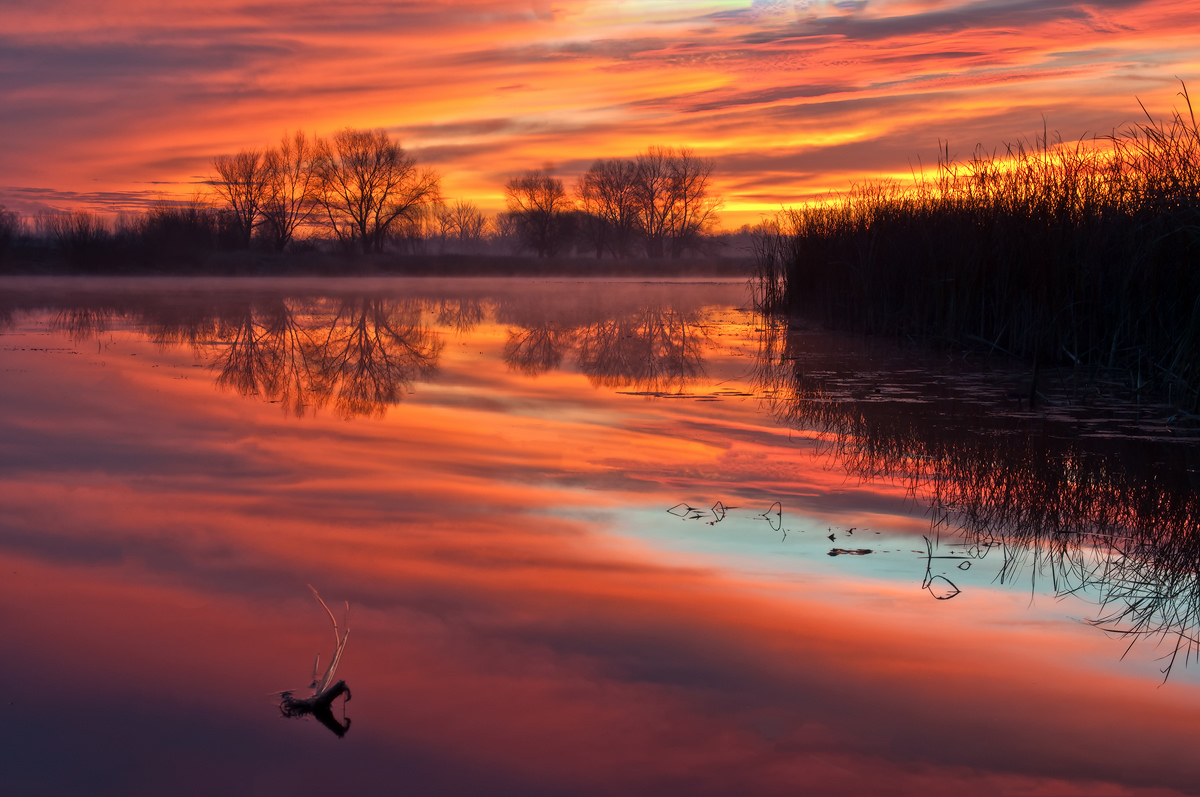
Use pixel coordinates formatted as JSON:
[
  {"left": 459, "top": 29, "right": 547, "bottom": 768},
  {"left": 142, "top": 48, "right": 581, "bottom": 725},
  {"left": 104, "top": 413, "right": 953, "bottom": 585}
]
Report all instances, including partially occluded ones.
[
  {"left": 28, "top": 285, "right": 711, "bottom": 411},
  {"left": 756, "top": 316, "right": 1200, "bottom": 677},
  {"left": 211, "top": 298, "right": 319, "bottom": 417},
  {"left": 313, "top": 298, "right": 442, "bottom": 417},
  {"left": 5, "top": 278, "right": 1200, "bottom": 795},
  {"left": 432, "top": 296, "right": 486, "bottom": 335},
  {"left": 45, "top": 293, "right": 444, "bottom": 418},
  {"left": 575, "top": 306, "right": 706, "bottom": 390},
  {"left": 504, "top": 323, "right": 573, "bottom": 375}
]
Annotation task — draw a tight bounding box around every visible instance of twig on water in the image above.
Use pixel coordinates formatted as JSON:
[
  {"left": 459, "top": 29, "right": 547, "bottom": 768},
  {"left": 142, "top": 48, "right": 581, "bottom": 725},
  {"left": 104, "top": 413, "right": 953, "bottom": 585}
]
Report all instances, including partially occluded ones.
[{"left": 277, "top": 585, "right": 352, "bottom": 737}]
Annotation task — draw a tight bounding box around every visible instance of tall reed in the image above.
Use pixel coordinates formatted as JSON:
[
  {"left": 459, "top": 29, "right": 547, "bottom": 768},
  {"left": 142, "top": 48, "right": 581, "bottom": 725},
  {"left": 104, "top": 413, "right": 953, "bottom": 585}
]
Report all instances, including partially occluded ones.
[{"left": 755, "top": 84, "right": 1200, "bottom": 408}]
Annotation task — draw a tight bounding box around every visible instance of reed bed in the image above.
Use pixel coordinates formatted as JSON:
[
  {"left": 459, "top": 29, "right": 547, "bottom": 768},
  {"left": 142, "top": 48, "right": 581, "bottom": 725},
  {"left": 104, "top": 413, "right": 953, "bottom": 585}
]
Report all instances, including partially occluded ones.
[{"left": 754, "top": 85, "right": 1200, "bottom": 409}]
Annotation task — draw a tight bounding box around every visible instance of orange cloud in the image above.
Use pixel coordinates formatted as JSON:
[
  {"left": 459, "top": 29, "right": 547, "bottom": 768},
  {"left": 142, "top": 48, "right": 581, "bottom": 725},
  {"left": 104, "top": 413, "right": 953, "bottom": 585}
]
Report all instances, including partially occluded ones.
[{"left": 2, "top": 1, "right": 1198, "bottom": 226}]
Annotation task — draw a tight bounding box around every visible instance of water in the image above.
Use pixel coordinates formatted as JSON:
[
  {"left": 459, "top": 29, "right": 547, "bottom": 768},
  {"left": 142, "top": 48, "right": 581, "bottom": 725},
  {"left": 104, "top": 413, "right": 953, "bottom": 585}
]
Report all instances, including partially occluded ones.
[{"left": 1, "top": 276, "right": 1198, "bottom": 796}]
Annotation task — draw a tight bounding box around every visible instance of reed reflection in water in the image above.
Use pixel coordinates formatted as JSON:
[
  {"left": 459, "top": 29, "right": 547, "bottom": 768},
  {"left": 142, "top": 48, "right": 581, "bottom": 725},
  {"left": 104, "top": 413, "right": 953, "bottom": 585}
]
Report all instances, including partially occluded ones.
[{"left": 756, "top": 315, "right": 1200, "bottom": 678}]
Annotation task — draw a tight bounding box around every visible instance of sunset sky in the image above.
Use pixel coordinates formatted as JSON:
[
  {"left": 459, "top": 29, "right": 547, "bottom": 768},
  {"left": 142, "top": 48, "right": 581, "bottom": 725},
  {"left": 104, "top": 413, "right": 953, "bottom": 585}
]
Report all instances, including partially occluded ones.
[{"left": 2, "top": 0, "right": 1198, "bottom": 228}]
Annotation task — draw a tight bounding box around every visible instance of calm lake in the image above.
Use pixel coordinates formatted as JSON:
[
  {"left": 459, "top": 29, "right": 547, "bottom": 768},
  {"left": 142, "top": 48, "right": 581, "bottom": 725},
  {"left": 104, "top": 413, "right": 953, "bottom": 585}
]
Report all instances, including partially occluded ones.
[{"left": 2, "top": 276, "right": 1198, "bottom": 796}]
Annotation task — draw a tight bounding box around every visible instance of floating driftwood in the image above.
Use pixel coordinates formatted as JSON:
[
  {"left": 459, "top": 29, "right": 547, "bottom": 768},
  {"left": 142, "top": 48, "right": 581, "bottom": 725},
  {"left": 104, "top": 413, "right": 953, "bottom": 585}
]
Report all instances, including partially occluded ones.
[
  {"left": 280, "top": 679, "right": 351, "bottom": 717},
  {"left": 277, "top": 585, "right": 351, "bottom": 737}
]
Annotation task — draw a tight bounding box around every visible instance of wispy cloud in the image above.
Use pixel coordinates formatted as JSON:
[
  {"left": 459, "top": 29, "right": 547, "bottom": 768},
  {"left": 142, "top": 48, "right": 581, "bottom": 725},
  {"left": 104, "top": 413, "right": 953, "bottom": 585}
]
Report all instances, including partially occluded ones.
[{"left": 1, "top": 0, "right": 1197, "bottom": 224}]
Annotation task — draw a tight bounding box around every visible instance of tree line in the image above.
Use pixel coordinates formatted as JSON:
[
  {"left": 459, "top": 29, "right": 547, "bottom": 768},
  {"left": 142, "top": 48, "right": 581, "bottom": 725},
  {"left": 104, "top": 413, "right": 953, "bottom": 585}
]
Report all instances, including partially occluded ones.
[
  {"left": 503, "top": 146, "right": 720, "bottom": 259},
  {"left": 0, "top": 129, "right": 723, "bottom": 268},
  {"left": 210, "top": 130, "right": 721, "bottom": 258}
]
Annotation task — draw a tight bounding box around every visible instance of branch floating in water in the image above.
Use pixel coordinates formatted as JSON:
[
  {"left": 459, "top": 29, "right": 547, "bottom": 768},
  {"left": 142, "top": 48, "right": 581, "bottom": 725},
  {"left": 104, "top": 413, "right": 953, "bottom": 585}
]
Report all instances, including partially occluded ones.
[{"left": 277, "top": 585, "right": 352, "bottom": 735}]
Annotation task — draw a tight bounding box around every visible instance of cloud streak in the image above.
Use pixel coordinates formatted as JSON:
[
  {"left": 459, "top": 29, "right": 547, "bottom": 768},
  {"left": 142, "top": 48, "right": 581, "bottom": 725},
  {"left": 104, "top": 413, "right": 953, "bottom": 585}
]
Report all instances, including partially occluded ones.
[{"left": 1, "top": 0, "right": 1197, "bottom": 225}]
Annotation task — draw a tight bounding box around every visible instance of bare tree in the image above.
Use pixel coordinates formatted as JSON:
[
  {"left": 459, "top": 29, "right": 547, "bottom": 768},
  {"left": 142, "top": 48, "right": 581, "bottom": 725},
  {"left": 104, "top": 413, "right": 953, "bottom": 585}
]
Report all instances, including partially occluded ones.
[
  {"left": 632, "top": 146, "right": 720, "bottom": 258},
  {"left": 313, "top": 129, "right": 441, "bottom": 254},
  {"left": 135, "top": 199, "right": 220, "bottom": 265},
  {"left": 0, "top": 205, "right": 23, "bottom": 254},
  {"left": 633, "top": 147, "right": 676, "bottom": 259},
  {"left": 36, "top": 209, "right": 107, "bottom": 244},
  {"left": 504, "top": 169, "right": 574, "bottom": 257},
  {"left": 436, "top": 199, "right": 490, "bottom": 252},
  {"left": 665, "top": 148, "right": 720, "bottom": 257},
  {"left": 577, "top": 158, "right": 641, "bottom": 259},
  {"left": 491, "top": 211, "right": 521, "bottom": 253},
  {"left": 389, "top": 203, "right": 439, "bottom": 255},
  {"left": 261, "top": 131, "right": 318, "bottom": 252},
  {"left": 211, "top": 150, "right": 271, "bottom": 249}
]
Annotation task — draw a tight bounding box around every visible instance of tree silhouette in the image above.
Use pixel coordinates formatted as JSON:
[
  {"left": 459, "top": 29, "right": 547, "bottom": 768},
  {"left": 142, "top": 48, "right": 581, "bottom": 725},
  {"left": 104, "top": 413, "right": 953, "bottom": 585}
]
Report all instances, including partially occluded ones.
[
  {"left": 211, "top": 150, "right": 271, "bottom": 249},
  {"left": 664, "top": 148, "right": 721, "bottom": 257},
  {"left": 36, "top": 211, "right": 111, "bottom": 268},
  {"left": 313, "top": 129, "right": 441, "bottom": 254},
  {"left": 261, "top": 132, "right": 319, "bottom": 252},
  {"left": 504, "top": 169, "right": 574, "bottom": 257},
  {"left": 435, "top": 199, "right": 490, "bottom": 253},
  {"left": 0, "top": 205, "right": 19, "bottom": 257},
  {"left": 632, "top": 146, "right": 719, "bottom": 259},
  {"left": 577, "top": 158, "right": 640, "bottom": 259}
]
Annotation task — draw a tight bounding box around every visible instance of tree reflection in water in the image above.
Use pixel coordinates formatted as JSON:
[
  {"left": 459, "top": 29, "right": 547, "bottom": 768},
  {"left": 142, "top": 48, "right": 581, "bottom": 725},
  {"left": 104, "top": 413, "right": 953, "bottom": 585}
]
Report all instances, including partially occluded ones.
[
  {"left": 52, "top": 306, "right": 114, "bottom": 341},
  {"left": 206, "top": 297, "right": 442, "bottom": 417},
  {"left": 34, "top": 285, "right": 708, "bottom": 403},
  {"left": 504, "top": 324, "right": 576, "bottom": 376},
  {"left": 432, "top": 297, "right": 486, "bottom": 336},
  {"left": 576, "top": 306, "right": 706, "bottom": 391},
  {"left": 46, "top": 293, "right": 443, "bottom": 419},
  {"left": 211, "top": 299, "right": 321, "bottom": 417},
  {"left": 312, "top": 297, "right": 442, "bottom": 418},
  {"left": 500, "top": 304, "right": 708, "bottom": 391},
  {"left": 755, "top": 316, "right": 1200, "bottom": 678},
  {"left": 27, "top": 284, "right": 1200, "bottom": 677}
]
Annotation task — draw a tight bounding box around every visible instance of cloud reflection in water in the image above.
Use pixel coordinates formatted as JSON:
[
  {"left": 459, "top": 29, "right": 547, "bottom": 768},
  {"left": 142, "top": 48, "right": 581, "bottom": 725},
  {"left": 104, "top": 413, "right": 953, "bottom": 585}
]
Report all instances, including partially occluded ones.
[{"left": 1, "top": 278, "right": 1199, "bottom": 795}]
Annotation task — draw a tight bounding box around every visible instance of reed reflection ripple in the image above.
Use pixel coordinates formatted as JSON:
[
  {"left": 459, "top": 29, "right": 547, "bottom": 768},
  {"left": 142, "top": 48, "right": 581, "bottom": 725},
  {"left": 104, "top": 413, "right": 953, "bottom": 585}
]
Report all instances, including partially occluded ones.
[{"left": 755, "top": 315, "right": 1200, "bottom": 678}]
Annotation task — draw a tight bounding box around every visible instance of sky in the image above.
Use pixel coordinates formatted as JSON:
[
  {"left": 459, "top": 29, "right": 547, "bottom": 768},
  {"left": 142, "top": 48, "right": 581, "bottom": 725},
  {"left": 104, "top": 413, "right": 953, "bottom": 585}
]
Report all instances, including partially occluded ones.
[{"left": 2, "top": 0, "right": 1198, "bottom": 229}]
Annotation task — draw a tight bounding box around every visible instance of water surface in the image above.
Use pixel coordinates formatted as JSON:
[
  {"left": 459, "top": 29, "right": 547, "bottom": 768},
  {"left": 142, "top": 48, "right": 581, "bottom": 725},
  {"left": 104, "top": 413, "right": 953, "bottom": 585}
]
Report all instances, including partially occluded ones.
[{"left": 1, "top": 277, "right": 1198, "bottom": 796}]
